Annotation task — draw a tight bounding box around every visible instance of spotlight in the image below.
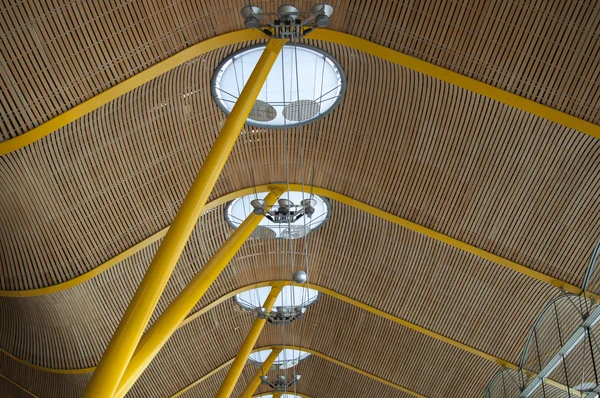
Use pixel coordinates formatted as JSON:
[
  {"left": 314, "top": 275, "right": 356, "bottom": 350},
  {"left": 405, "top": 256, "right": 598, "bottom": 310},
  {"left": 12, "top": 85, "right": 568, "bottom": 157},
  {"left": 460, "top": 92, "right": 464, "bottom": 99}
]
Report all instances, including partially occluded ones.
[
  {"left": 250, "top": 199, "right": 266, "bottom": 215},
  {"left": 311, "top": 4, "right": 334, "bottom": 27},
  {"left": 277, "top": 4, "right": 300, "bottom": 20},
  {"left": 240, "top": 5, "right": 263, "bottom": 29}
]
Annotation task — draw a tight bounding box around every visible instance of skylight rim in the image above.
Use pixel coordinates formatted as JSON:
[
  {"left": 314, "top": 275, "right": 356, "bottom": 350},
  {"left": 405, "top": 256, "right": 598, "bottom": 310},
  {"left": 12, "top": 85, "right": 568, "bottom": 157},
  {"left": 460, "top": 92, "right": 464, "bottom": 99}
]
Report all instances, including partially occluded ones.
[{"left": 210, "top": 43, "right": 347, "bottom": 129}]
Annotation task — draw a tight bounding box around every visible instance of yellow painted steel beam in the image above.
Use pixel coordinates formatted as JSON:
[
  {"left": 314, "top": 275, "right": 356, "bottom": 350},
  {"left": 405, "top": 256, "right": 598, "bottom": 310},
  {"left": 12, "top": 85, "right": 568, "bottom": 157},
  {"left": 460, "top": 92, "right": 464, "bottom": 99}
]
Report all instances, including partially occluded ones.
[
  {"left": 0, "top": 373, "right": 39, "bottom": 398},
  {"left": 218, "top": 287, "right": 283, "bottom": 398},
  {"left": 170, "top": 345, "right": 427, "bottom": 398},
  {"left": 3, "top": 280, "right": 521, "bottom": 374},
  {"left": 290, "top": 346, "right": 428, "bottom": 398},
  {"left": 307, "top": 30, "right": 600, "bottom": 139},
  {"left": 113, "top": 190, "right": 284, "bottom": 398},
  {"left": 2, "top": 29, "right": 598, "bottom": 157},
  {"left": 1, "top": 281, "right": 573, "bottom": 395},
  {"left": 0, "top": 29, "right": 266, "bottom": 156},
  {"left": 83, "top": 39, "right": 285, "bottom": 398},
  {"left": 4, "top": 185, "right": 592, "bottom": 303},
  {"left": 239, "top": 347, "right": 283, "bottom": 398}
]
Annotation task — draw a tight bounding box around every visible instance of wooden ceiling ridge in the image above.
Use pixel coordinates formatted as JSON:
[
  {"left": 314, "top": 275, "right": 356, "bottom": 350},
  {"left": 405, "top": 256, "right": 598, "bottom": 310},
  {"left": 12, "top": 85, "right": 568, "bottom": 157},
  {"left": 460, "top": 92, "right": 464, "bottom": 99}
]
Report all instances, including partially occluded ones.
[{"left": 1, "top": 28, "right": 598, "bottom": 158}]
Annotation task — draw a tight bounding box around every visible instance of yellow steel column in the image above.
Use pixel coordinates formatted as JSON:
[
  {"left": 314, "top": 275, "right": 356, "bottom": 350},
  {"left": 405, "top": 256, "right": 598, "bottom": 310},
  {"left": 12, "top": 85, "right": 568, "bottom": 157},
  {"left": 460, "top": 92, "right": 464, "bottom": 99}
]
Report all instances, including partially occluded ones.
[
  {"left": 239, "top": 347, "right": 283, "bottom": 398},
  {"left": 113, "top": 189, "right": 284, "bottom": 397},
  {"left": 217, "top": 284, "right": 284, "bottom": 398},
  {"left": 83, "top": 39, "right": 285, "bottom": 398}
]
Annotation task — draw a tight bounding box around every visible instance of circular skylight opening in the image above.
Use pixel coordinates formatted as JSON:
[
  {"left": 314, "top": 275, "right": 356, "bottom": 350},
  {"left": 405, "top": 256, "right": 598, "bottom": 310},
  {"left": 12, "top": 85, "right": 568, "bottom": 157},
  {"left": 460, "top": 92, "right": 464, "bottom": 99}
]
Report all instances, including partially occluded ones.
[
  {"left": 225, "top": 191, "right": 330, "bottom": 239},
  {"left": 212, "top": 44, "right": 346, "bottom": 128},
  {"left": 249, "top": 348, "right": 311, "bottom": 369},
  {"left": 235, "top": 285, "right": 320, "bottom": 311},
  {"left": 259, "top": 395, "right": 303, "bottom": 398}
]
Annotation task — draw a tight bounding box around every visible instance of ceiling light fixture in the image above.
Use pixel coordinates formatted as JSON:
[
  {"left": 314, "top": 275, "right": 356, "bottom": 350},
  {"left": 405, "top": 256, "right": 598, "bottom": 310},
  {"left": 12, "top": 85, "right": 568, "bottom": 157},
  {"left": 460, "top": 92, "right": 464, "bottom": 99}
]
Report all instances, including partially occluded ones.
[
  {"left": 260, "top": 374, "right": 302, "bottom": 391},
  {"left": 235, "top": 286, "right": 320, "bottom": 325},
  {"left": 240, "top": 3, "right": 334, "bottom": 39},
  {"left": 225, "top": 191, "right": 330, "bottom": 239}
]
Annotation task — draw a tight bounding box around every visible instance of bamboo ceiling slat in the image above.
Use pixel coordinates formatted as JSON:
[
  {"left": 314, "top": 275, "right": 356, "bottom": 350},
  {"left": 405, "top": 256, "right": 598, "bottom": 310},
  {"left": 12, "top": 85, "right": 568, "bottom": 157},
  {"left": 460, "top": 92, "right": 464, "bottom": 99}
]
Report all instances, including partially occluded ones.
[
  {"left": 1, "top": 0, "right": 600, "bottom": 142},
  {"left": 0, "top": 201, "right": 559, "bottom": 371},
  {"left": 1, "top": 40, "right": 598, "bottom": 295}
]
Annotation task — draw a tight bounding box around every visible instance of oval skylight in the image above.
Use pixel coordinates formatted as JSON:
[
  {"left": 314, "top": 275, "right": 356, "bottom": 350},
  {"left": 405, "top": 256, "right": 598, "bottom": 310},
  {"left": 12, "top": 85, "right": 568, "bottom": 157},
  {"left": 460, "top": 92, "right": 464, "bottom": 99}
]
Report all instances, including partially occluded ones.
[
  {"left": 225, "top": 191, "right": 330, "bottom": 239},
  {"left": 259, "top": 395, "right": 303, "bottom": 398},
  {"left": 212, "top": 44, "right": 346, "bottom": 128},
  {"left": 249, "top": 348, "right": 311, "bottom": 368},
  {"left": 235, "top": 285, "right": 320, "bottom": 311}
]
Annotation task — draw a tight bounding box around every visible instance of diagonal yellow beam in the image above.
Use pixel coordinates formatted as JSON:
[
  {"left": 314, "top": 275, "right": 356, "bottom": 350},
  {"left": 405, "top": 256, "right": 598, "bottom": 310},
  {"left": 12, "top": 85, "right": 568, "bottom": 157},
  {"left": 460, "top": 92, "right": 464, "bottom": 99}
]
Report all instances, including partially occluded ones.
[
  {"left": 4, "top": 185, "right": 592, "bottom": 302},
  {"left": 217, "top": 287, "right": 283, "bottom": 398},
  {"left": 3, "top": 280, "right": 521, "bottom": 374},
  {"left": 112, "top": 190, "right": 284, "bottom": 398},
  {"left": 170, "top": 345, "right": 427, "bottom": 398},
  {"left": 83, "top": 39, "right": 285, "bottom": 398},
  {"left": 239, "top": 347, "right": 283, "bottom": 398},
  {"left": 1, "top": 29, "right": 598, "bottom": 157},
  {"left": 2, "top": 281, "right": 573, "bottom": 394}
]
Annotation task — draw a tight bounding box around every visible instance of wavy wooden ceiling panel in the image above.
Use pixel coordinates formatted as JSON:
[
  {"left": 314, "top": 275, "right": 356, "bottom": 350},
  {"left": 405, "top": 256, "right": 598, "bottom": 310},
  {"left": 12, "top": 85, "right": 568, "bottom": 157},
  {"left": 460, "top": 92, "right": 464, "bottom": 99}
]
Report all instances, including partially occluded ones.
[
  {"left": 0, "top": 201, "right": 558, "bottom": 372},
  {"left": 1, "top": 0, "right": 599, "bottom": 141},
  {"left": 1, "top": 39, "right": 598, "bottom": 294},
  {"left": 0, "top": 376, "right": 34, "bottom": 398},
  {"left": 131, "top": 297, "right": 448, "bottom": 397},
  {"left": 0, "top": 350, "right": 89, "bottom": 398},
  {"left": 176, "top": 362, "right": 256, "bottom": 398},
  {"left": 1, "top": 2, "right": 599, "bottom": 397},
  {"left": 256, "top": 294, "right": 499, "bottom": 398}
]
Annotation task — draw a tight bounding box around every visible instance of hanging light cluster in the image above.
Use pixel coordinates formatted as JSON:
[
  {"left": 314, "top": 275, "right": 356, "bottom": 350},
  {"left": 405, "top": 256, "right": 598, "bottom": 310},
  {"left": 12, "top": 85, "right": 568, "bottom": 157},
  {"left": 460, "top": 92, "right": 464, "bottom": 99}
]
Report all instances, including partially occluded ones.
[
  {"left": 241, "top": 4, "right": 334, "bottom": 39},
  {"left": 224, "top": 4, "right": 341, "bottom": 395},
  {"left": 260, "top": 374, "right": 302, "bottom": 391}
]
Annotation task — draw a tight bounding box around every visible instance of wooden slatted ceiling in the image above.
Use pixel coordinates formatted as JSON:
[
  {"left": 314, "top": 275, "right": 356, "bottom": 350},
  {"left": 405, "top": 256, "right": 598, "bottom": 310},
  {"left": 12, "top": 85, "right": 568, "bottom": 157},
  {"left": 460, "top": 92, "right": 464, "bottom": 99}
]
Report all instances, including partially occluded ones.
[
  {"left": 176, "top": 357, "right": 415, "bottom": 398},
  {"left": 1, "top": 39, "right": 599, "bottom": 293},
  {"left": 0, "top": 351, "right": 90, "bottom": 398},
  {"left": 0, "top": 201, "right": 559, "bottom": 372},
  {"left": 0, "top": 375, "right": 35, "bottom": 398},
  {"left": 256, "top": 295, "right": 499, "bottom": 398},
  {"left": 1, "top": 0, "right": 600, "bottom": 141},
  {"left": 176, "top": 362, "right": 257, "bottom": 398}
]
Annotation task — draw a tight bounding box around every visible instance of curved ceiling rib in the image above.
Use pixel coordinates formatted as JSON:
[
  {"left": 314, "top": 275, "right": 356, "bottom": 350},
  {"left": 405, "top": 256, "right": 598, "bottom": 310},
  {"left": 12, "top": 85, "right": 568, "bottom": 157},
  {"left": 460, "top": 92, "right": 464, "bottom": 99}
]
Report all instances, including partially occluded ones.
[
  {"left": 169, "top": 345, "right": 426, "bottom": 398},
  {"left": 0, "top": 184, "right": 591, "bottom": 301},
  {"left": 0, "top": 280, "right": 518, "bottom": 373},
  {"left": 0, "top": 374, "right": 37, "bottom": 398},
  {"left": 0, "top": 280, "right": 577, "bottom": 396},
  {"left": 1, "top": 28, "right": 598, "bottom": 156}
]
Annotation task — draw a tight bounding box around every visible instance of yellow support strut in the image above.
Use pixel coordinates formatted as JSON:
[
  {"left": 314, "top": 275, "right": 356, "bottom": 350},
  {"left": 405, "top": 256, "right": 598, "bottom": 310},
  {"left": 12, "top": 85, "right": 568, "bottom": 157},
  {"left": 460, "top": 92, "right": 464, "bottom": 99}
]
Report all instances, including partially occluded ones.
[
  {"left": 240, "top": 347, "right": 283, "bottom": 398},
  {"left": 217, "top": 285, "right": 283, "bottom": 398},
  {"left": 83, "top": 39, "right": 285, "bottom": 398},
  {"left": 113, "top": 190, "right": 284, "bottom": 397}
]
